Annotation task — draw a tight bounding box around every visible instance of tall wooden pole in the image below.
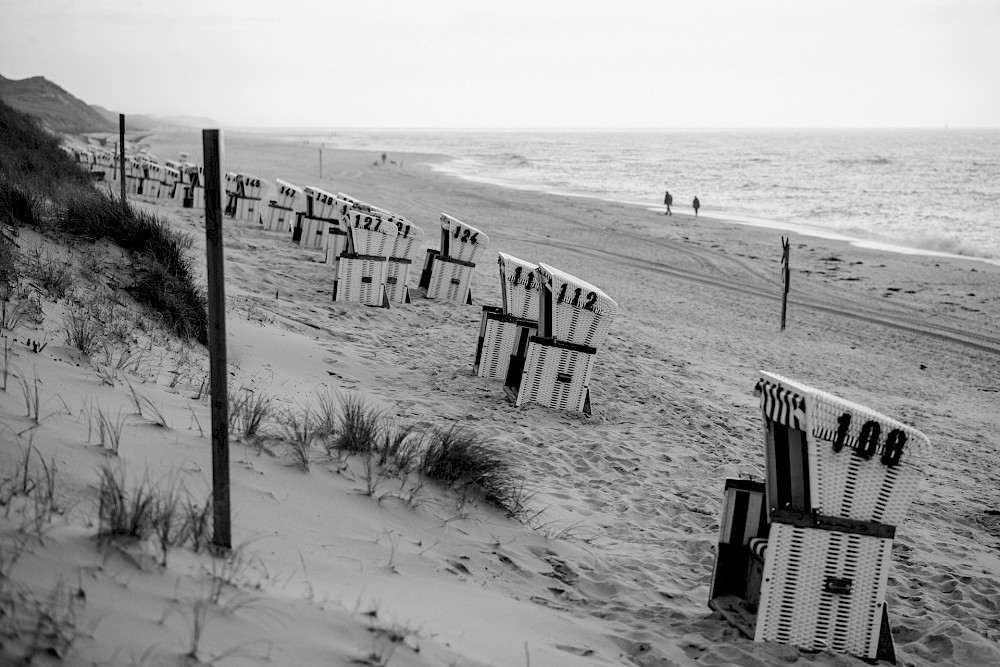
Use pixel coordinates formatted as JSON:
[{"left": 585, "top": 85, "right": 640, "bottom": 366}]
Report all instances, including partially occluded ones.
[
  {"left": 202, "top": 129, "right": 231, "bottom": 551},
  {"left": 319, "top": 143, "right": 323, "bottom": 179},
  {"left": 118, "top": 114, "right": 126, "bottom": 202},
  {"left": 780, "top": 236, "right": 790, "bottom": 331}
]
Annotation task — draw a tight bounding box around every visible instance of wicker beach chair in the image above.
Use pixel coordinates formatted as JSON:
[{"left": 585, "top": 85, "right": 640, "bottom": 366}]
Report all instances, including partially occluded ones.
[
  {"left": 474, "top": 253, "right": 540, "bottom": 380},
  {"left": 124, "top": 158, "right": 144, "bottom": 196},
  {"left": 161, "top": 166, "right": 180, "bottom": 198},
  {"left": 264, "top": 178, "right": 302, "bottom": 232},
  {"left": 420, "top": 213, "right": 489, "bottom": 303},
  {"left": 708, "top": 371, "right": 931, "bottom": 663},
  {"left": 224, "top": 173, "right": 266, "bottom": 223},
  {"left": 329, "top": 205, "right": 397, "bottom": 309},
  {"left": 293, "top": 185, "right": 338, "bottom": 248},
  {"left": 385, "top": 218, "right": 425, "bottom": 304},
  {"left": 142, "top": 162, "right": 164, "bottom": 198},
  {"left": 181, "top": 165, "right": 204, "bottom": 209},
  {"left": 503, "top": 264, "right": 617, "bottom": 414}
]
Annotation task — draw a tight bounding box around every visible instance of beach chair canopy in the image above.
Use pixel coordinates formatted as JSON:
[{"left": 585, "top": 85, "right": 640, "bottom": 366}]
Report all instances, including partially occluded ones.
[
  {"left": 498, "top": 252, "right": 540, "bottom": 320},
  {"left": 755, "top": 371, "right": 931, "bottom": 525},
  {"left": 535, "top": 263, "right": 618, "bottom": 349}
]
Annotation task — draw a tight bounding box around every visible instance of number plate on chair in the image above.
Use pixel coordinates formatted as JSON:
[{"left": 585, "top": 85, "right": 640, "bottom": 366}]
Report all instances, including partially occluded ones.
[{"left": 823, "top": 576, "right": 853, "bottom": 596}]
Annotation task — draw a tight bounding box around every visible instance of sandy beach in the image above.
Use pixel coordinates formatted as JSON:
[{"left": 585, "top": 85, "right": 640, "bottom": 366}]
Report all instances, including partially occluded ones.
[{"left": 2, "top": 127, "right": 998, "bottom": 666}]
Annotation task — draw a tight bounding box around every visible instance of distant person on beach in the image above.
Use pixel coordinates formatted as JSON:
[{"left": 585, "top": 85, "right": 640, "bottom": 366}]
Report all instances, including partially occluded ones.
[
  {"left": 692, "top": 196, "right": 700, "bottom": 216},
  {"left": 381, "top": 152, "right": 387, "bottom": 165},
  {"left": 663, "top": 190, "right": 673, "bottom": 216}
]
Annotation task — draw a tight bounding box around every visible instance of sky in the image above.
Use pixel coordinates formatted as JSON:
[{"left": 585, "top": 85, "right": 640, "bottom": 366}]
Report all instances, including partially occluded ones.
[{"left": 1, "top": 0, "right": 999, "bottom": 129}]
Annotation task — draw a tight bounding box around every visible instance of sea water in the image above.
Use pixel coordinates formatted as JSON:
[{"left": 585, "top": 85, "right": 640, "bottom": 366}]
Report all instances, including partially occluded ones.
[{"left": 271, "top": 129, "right": 1000, "bottom": 263}]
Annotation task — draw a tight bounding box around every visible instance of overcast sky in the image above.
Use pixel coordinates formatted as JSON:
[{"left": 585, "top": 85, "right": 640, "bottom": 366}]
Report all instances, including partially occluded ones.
[{"left": 2, "top": 0, "right": 998, "bottom": 129}]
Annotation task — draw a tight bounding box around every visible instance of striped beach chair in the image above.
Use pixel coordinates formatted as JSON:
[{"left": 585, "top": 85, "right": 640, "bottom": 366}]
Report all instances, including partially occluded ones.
[
  {"left": 708, "top": 371, "right": 931, "bottom": 663},
  {"left": 264, "top": 178, "right": 303, "bottom": 232},
  {"left": 503, "top": 264, "right": 617, "bottom": 414},
  {"left": 385, "top": 217, "right": 425, "bottom": 304},
  {"left": 225, "top": 173, "right": 266, "bottom": 223},
  {"left": 419, "top": 213, "right": 489, "bottom": 303},
  {"left": 331, "top": 205, "right": 398, "bottom": 308},
  {"left": 295, "top": 186, "right": 338, "bottom": 248},
  {"left": 474, "top": 253, "right": 540, "bottom": 380}
]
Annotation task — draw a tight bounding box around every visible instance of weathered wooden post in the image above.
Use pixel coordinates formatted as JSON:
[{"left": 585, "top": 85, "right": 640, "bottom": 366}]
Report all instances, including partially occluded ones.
[
  {"left": 118, "top": 114, "right": 126, "bottom": 202},
  {"left": 780, "top": 236, "right": 790, "bottom": 331},
  {"left": 202, "top": 129, "right": 231, "bottom": 551}
]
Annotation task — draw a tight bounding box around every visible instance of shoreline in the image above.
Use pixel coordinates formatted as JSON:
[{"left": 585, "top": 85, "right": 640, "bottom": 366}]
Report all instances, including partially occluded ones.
[
  {"left": 233, "top": 127, "right": 1000, "bottom": 266},
  {"left": 429, "top": 157, "right": 1000, "bottom": 268}
]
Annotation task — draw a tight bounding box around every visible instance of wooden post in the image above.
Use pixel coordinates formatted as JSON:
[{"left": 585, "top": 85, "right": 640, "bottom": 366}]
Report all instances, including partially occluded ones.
[
  {"left": 118, "top": 114, "right": 126, "bottom": 202},
  {"left": 780, "top": 236, "right": 790, "bottom": 331},
  {"left": 202, "top": 129, "right": 231, "bottom": 551},
  {"left": 319, "top": 143, "right": 323, "bottom": 179}
]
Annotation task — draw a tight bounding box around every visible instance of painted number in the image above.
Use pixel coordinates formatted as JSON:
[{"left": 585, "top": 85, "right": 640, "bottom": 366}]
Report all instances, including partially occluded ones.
[{"left": 831, "top": 412, "right": 906, "bottom": 467}]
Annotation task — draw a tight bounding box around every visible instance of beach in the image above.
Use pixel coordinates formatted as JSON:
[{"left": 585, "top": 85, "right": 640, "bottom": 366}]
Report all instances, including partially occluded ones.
[{"left": 2, "top": 127, "right": 999, "bottom": 666}]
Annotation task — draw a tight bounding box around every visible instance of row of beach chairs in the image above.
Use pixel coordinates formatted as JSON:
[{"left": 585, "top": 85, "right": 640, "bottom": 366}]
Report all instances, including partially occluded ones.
[
  {"left": 98, "top": 149, "right": 932, "bottom": 663},
  {"left": 70, "top": 145, "right": 203, "bottom": 205}
]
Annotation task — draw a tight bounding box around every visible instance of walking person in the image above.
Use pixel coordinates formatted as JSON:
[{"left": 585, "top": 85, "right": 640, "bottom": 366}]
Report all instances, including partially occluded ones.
[
  {"left": 663, "top": 190, "right": 673, "bottom": 216},
  {"left": 692, "top": 196, "right": 700, "bottom": 216}
]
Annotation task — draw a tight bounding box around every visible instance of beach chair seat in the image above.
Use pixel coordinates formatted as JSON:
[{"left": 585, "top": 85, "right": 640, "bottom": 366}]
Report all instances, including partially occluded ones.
[
  {"left": 142, "top": 177, "right": 163, "bottom": 199},
  {"left": 425, "top": 255, "right": 475, "bottom": 303},
  {"left": 323, "top": 222, "right": 350, "bottom": 266},
  {"left": 708, "top": 479, "right": 769, "bottom": 603},
  {"left": 708, "top": 372, "right": 930, "bottom": 664},
  {"left": 332, "top": 254, "right": 390, "bottom": 308},
  {"left": 183, "top": 185, "right": 205, "bottom": 209},
  {"left": 754, "top": 511, "right": 896, "bottom": 660},
  {"left": 385, "top": 258, "right": 414, "bottom": 304},
  {"left": 474, "top": 308, "right": 538, "bottom": 380},
  {"left": 294, "top": 212, "right": 328, "bottom": 248},
  {"left": 536, "top": 263, "right": 618, "bottom": 349},
  {"left": 504, "top": 334, "right": 596, "bottom": 414},
  {"left": 265, "top": 202, "right": 296, "bottom": 232}
]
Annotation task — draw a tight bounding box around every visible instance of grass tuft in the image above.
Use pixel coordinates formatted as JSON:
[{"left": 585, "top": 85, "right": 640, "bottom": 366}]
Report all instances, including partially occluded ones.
[{"left": 420, "top": 426, "right": 530, "bottom": 519}]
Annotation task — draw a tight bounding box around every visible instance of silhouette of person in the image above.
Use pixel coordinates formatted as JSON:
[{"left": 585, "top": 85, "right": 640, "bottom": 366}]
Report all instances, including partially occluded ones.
[
  {"left": 664, "top": 190, "right": 673, "bottom": 216},
  {"left": 692, "top": 196, "right": 700, "bottom": 216},
  {"left": 381, "top": 152, "right": 387, "bottom": 165}
]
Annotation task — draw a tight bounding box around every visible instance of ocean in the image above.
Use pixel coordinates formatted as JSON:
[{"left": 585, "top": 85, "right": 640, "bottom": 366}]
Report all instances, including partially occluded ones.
[{"left": 269, "top": 129, "right": 1000, "bottom": 263}]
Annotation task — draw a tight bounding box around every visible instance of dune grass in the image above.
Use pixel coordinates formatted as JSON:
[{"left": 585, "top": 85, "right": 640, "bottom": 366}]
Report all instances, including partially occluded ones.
[{"left": 0, "top": 99, "right": 207, "bottom": 343}]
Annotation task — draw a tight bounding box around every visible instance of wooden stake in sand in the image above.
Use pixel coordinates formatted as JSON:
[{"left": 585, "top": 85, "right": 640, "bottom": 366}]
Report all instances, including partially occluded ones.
[
  {"left": 780, "top": 236, "right": 790, "bottom": 331},
  {"left": 202, "top": 129, "right": 231, "bottom": 550},
  {"left": 118, "top": 114, "right": 126, "bottom": 202}
]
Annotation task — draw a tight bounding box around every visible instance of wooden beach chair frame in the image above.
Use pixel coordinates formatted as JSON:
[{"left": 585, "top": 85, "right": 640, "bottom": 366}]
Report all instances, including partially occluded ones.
[{"left": 474, "top": 253, "right": 540, "bottom": 380}]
